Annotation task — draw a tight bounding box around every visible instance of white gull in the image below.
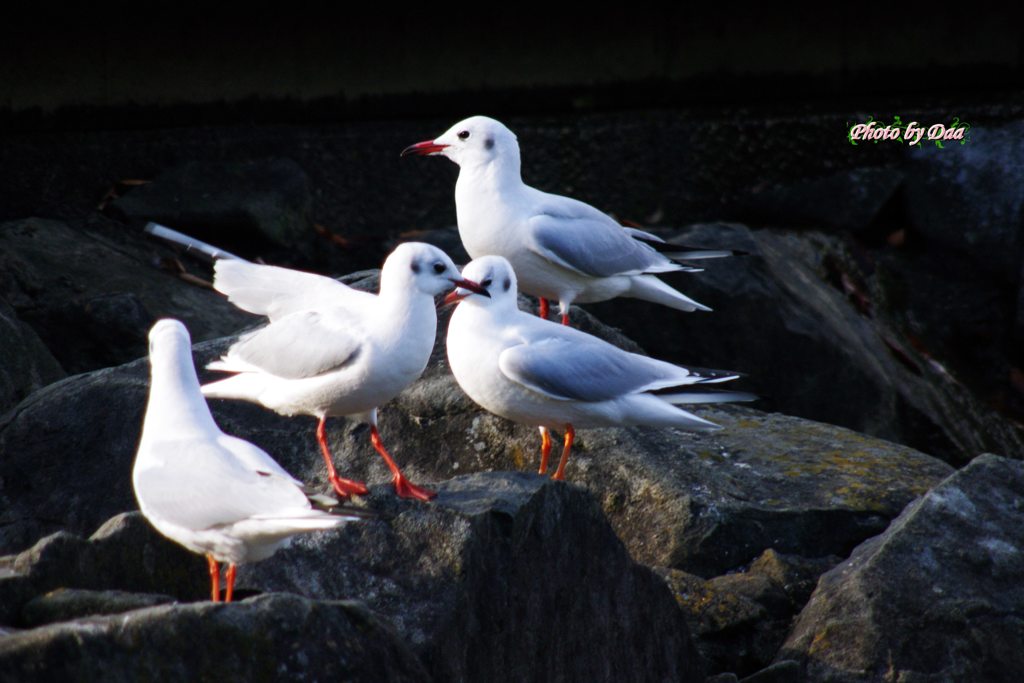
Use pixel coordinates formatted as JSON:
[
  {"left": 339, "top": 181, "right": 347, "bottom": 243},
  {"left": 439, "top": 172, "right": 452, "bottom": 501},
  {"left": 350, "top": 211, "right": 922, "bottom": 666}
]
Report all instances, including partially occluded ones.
[{"left": 133, "top": 319, "right": 369, "bottom": 602}]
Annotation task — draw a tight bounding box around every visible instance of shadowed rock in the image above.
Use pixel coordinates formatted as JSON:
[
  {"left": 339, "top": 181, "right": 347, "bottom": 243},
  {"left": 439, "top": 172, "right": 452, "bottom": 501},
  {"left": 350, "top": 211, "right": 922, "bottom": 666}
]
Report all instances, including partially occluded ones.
[
  {"left": 0, "top": 217, "right": 252, "bottom": 374},
  {"left": 584, "top": 222, "right": 1024, "bottom": 466},
  {"left": 0, "top": 297, "right": 64, "bottom": 414},
  {"left": 779, "top": 453, "right": 1024, "bottom": 682},
  {"left": 0, "top": 593, "right": 428, "bottom": 683},
  {"left": 0, "top": 475, "right": 704, "bottom": 683},
  {"left": 109, "top": 158, "right": 316, "bottom": 254}
]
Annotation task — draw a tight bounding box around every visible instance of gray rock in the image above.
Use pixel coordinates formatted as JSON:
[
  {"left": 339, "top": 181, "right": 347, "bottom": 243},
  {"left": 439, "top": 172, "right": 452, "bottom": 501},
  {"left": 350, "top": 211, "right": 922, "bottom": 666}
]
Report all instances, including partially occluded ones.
[
  {"left": 660, "top": 551, "right": 839, "bottom": 677},
  {"left": 1, "top": 474, "right": 703, "bottom": 682},
  {"left": 21, "top": 588, "right": 174, "bottom": 627},
  {"left": 0, "top": 513, "right": 206, "bottom": 625},
  {"left": 904, "top": 120, "right": 1024, "bottom": 283},
  {"left": 585, "top": 222, "right": 1024, "bottom": 466},
  {"left": 0, "top": 216, "right": 253, "bottom": 374},
  {"left": 242, "top": 471, "right": 704, "bottom": 683},
  {"left": 0, "top": 593, "right": 429, "bottom": 683},
  {"left": 0, "top": 319, "right": 951, "bottom": 583},
  {"left": 736, "top": 167, "right": 903, "bottom": 233},
  {"left": 0, "top": 297, "right": 63, "bottom": 414},
  {"left": 109, "top": 158, "right": 315, "bottom": 252},
  {"left": 779, "top": 453, "right": 1024, "bottom": 682}
]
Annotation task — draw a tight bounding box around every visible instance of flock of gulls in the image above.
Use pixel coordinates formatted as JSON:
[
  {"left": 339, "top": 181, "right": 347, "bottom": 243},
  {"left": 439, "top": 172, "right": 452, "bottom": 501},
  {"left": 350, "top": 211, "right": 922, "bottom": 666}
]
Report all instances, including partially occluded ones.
[{"left": 133, "top": 116, "right": 754, "bottom": 602}]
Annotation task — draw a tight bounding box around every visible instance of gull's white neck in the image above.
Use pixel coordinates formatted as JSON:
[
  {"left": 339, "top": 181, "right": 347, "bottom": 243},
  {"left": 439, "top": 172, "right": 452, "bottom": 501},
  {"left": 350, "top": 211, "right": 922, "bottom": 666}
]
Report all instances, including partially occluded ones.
[
  {"left": 375, "top": 275, "right": 439, "bottom": 352},
  {"left": 455, "top": 150, "right": 524, "bottom": 199},
  {"left": 141, "top": 338, "right": 220, "bottom": 444}
]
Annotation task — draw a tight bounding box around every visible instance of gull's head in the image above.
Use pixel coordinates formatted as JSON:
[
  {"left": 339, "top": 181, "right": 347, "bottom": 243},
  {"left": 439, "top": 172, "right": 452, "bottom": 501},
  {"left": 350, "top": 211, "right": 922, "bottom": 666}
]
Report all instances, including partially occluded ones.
[
  {"left": 401, "top": 116, "right": 518, "bottom": 170},
  {"left": 148, "top": 318, "right": 191, "bottom": 359},
  {"left": 444, "top": 255, "right": 516, "bottom": 309},
  {"left": 382, "top": 242, "right": 489, "bottom": 298}
]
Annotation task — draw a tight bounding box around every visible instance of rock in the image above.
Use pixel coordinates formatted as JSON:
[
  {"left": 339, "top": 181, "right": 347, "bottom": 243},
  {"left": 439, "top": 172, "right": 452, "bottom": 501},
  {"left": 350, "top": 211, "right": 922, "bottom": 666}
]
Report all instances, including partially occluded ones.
[
  {"left": 904, "top": 120, "right": 1024, "bottom": 284},
  {"left": 584, "top": 222, "right": 1024, "bottom": 466},
  {"left": 0, "top": 315, "right": 951, "bottom": 583},
  {"left": 0, "top": 216, "right": 253, "bottom": 374},
  {"left": 0, "top": 593, "right": 429, "bottom": 682},
  {"left": 241, "top": 472, "right": 704, "bottom": 683},
  {"left": 0, "top": 297, "right": 64, "bottom": 414},
  {"left": 779, "top": 453, "right": 1024, "bottom": 682},
  {"left": 0, "top": 513, "right": 206, "bottom": 626},
  {"left": 659, "top": 551, "right": 839, "bottom": 677},
  {"left": 1, "top": 474, "right": 703, "bottom": 682},
  {"left": 21, "top": 588, "right": 174, "bottom": 627},
  {"left": 109, "top": 158, "right": 316, "bottom": 254},
  {"left": 376, "top": 387, "right": 952, "bottom": 577},
  {"left": 735, "top": 167, "right": 903, "bottom": 234},
  {"left": 739, "top": 660, "right": 800, "bottom": 683}
]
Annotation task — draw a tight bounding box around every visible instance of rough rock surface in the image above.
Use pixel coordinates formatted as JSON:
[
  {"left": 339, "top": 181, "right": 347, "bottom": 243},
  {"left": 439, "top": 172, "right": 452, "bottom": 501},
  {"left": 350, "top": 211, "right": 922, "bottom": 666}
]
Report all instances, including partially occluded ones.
[
  {"left": 660, "top": 550, "right": 839, "bottom": 678},
  {"left": 0, "top": 324, "right": 951, "bottom": 580},
  {"left": 779, "top": 453, "right": 1024, "bottom": 682},
  {"left": 0, "top": 474, "right": 703, "bottom": 683},
  {"left": 585, "top": 222, "right": 1024, "bottom": 466},
  {"left": 0, "top": 216, "right": 252, "bottom": 374},
  {"left": 0, "top": 513, "right": 207, "bottom": 625},
  {"left": 0, "top": 593, "right": 429, "bottom": 683},
  {"left": 0, "top": 298, "right": 63, "bottom": 414},
  {"left": 109, "top": 158, "right": 316, "bottom": 254},
  {"left": 904, "top": 121, "right": 1024, "bottom": 284}
]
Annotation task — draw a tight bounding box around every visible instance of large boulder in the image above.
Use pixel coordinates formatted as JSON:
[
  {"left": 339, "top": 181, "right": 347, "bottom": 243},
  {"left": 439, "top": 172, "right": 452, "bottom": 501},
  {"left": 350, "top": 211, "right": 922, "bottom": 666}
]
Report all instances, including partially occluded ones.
[
  {"left": 779, "top": 453, "right": 1024, "bottom": 682},
  {"left": 0, "top": 474, "right": 703, "bottom": 683},
  {"left": 108, "top": 158, "right": 316, "bottom": 254},
  {"left": 584, "top": 222, "right": 1024, "bottom": 466},
  {"left": 0, "top": 593, "right": 429, "bottom": 683},
  {"left": 0, "top": 217, "right": 252, "bottom": 374},
  {"left": 903, "top": 120, "right": 1024, "bottom": 285},
  {"left": 0, "top": 312, "right": 951, "bottom": 581},
  {"left": 0, "top": 297, "right": 64, "bottom": 414}
]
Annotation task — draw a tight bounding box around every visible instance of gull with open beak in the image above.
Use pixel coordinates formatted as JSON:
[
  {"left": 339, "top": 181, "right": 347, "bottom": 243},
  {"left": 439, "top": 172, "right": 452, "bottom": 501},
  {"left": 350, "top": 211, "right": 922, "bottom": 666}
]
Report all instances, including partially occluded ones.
[
  {"left": 445, "top": 256, "right": 755, "bottom": 480},
  {"left": 201, "top": 242, "right": 487, "bottom": 502},
  {"left": 404, "top": 115, "right": 737, "bottom": 325}
]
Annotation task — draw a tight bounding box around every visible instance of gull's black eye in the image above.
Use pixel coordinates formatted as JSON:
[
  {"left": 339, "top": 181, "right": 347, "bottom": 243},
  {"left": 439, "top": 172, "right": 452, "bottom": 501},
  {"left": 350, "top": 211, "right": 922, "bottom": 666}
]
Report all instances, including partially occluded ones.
[
  {"left": 457, "top": 130, "right": 470, "bottom": 140},
  {"left": 432, "top": 262, "right": 446, "bottom": 274}
]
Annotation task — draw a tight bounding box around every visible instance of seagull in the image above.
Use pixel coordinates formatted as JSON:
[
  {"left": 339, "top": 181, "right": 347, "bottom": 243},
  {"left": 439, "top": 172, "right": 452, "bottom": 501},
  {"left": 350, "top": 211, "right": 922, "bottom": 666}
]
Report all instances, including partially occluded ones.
[
  {"left": 200, "top": 242, "right": 488, "bottom": 502},
  {"left": 445, "top": 256, "right": 755, "bottom": 480},
  {"left": 133, "top": 319, "right": 370, "bottom": 603},
  {"left": 402, "top": 115, "right": 736, "bottom": 325}
]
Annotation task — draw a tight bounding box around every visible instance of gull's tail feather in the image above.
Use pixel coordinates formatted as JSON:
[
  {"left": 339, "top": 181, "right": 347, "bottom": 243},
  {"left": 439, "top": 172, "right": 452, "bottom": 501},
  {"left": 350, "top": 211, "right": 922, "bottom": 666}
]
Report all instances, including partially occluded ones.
[
  {"left": 627, "top": 275, "right": 712, "bottom": 313},
  {"left": 660, "top": 390, "right": 758, "bottom": 405}
]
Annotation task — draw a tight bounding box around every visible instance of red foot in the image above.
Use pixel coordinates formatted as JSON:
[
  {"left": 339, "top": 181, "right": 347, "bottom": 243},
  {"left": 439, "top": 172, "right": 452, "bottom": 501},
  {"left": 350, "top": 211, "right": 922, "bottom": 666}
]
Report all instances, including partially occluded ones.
[
  {"left": 538, "top": 297, "right": 550, "bottom": 320},
  {"left": 392, "top": 474, "right": 437, "bottom": 502},
  {"left": 330, "top": 475, "right": 370, "bottom": 498},
  {"left": 560, "top": 313, "right": 570, "bottom": 326}
]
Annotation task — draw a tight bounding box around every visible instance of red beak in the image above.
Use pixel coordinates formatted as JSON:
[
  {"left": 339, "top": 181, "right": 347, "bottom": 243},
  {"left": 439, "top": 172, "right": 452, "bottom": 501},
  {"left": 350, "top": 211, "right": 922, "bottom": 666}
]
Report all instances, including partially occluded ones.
[
  {"left": 443, "top": 277, "right": 489, "bottom": 305},
  {"left": 401, "top": 140, "right": 449, "bottom": 157}
]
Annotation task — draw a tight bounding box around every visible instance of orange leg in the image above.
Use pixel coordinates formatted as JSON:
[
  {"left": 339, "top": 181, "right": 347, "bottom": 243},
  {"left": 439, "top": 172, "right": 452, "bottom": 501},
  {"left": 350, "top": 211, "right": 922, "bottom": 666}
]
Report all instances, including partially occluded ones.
[
  {"left": 552, "top": 425, "right": 575, "bottom": 481},
  {"left": 316, "top": 417, "right": 369, "bottom": 498},
  {"left": 225, "top": 564, "right": 237, "bottom": 603},
  {"left": 538, "top": 427, "right": 552, "bottom": 474},
  {"left": 207, "top": 554, "right": 221, "bottom": 603},
  {"left": 560, "top": 312, "right": 570, "bottom": 326},
  {"left": 370, "top": 425, "right": 436, "bottom": 501},
  {"left": 538, "top": 298, "right": 549, "bottom": 320}
]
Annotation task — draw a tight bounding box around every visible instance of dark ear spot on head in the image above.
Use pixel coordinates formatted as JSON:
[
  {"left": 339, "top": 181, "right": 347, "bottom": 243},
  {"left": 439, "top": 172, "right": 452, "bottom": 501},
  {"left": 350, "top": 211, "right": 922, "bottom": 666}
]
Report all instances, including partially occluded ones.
[
  {"left": 485, "top": 137, "right": 495, "bottom": 150},
  {"left": 503, "top": 277, "right": 511, "bottom": 292},
  {"left": 410, "top": 261, "right": 421, "bottom": 274}
]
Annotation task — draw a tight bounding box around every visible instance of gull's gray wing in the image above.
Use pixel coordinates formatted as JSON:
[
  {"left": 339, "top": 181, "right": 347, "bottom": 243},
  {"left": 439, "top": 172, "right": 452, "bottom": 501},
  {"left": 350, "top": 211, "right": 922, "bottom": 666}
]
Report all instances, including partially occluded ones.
[
  {"left": 498, "top": 337, "right": 707, "bottom": 402},
  {"left": 134, "top": 440, "right": 312, "bottom": 531},
  {"left": 222, "top": 310, "right": 363, "bottom": 379},
  {"left": 526, "top": 209, "right": 679, "bottom": 278},
  {"left": 213, "top": 259, "right": 372, "bottom": 320}
]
